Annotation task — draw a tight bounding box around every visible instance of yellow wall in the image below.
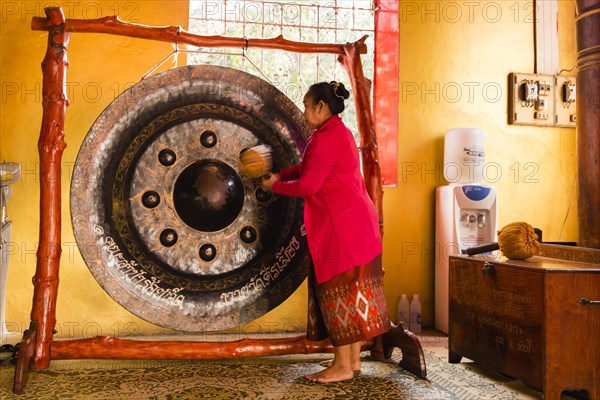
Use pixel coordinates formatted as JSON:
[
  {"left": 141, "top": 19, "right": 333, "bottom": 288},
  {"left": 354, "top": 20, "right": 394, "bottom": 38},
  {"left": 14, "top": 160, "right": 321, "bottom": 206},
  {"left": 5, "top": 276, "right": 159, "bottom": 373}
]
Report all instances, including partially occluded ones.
[
  {"left": 384, "top": 0, "right": 578, "bottom": 324},
  {"left": 0, "top": 1, "right": 577, "bottom": 339}
]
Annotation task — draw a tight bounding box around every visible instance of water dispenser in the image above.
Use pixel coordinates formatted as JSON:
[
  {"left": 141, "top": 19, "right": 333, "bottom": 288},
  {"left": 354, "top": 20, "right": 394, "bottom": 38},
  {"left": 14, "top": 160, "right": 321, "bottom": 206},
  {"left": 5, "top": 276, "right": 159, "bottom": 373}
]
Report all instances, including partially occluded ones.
[
  {"left": 1, "top": 162, "right": 21, "bottom": 345},
  {"left": 435, "top": 128, "right": 497, "bottom": 334}
]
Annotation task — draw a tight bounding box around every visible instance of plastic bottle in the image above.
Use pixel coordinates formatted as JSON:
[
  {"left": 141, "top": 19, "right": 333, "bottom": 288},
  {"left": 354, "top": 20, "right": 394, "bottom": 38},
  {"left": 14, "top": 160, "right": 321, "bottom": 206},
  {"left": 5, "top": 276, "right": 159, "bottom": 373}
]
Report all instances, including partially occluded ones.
[
  {"left": 443, "top": 128, "right": 486, "bottom": 184},
  {"left": 409, "top": 294, "right": 422, "bottom": 333},
  {"left": 397, "top": 294, "right": 410, "bottom": 326}
]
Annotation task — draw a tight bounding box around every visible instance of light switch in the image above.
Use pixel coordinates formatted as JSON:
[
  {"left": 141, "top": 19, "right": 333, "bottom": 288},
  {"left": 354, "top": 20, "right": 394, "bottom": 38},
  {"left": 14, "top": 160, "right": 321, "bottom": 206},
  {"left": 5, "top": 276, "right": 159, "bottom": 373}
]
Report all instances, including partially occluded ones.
[
  {"left": 555, "top": 76, "right": 576, "bottom": 128},
  {"left": 508, "top": 73, "right": 577, "bottom": 128},
  {"left": 508, "top": 73, "right": 554, "bottom": 127}
]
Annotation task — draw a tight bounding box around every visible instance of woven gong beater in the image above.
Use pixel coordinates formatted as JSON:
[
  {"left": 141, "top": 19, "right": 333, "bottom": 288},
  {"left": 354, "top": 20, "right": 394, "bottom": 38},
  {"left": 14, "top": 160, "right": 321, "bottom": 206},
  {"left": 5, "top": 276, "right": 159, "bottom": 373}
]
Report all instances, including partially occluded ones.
[{"left": 71, "top": 65, "right": 310, "bottom": 332}]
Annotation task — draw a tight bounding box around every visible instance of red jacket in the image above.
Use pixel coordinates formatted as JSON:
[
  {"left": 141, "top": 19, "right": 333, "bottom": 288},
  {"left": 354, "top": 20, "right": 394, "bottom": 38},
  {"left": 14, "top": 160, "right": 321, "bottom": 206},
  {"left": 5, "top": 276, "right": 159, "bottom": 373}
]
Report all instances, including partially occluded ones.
[{"left": 273, "top": 115, "right": 382, "bottom": 284}]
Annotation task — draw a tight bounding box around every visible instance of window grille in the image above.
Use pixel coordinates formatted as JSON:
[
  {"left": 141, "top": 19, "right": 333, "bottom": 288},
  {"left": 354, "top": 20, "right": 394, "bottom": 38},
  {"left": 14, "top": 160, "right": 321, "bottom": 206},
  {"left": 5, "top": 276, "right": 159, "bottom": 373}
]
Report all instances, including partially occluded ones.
[{"left": 188, "top": 0, "right": 376, "bottom": 139}]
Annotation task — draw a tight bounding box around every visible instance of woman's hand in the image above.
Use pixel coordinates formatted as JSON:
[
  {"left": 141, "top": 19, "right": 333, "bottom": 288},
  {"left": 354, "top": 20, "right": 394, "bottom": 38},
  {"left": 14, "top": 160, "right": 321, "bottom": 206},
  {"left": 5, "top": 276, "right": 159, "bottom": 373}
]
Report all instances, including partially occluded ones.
[{"left": 261, "top": 173, "right": 280, "bottom": 192}]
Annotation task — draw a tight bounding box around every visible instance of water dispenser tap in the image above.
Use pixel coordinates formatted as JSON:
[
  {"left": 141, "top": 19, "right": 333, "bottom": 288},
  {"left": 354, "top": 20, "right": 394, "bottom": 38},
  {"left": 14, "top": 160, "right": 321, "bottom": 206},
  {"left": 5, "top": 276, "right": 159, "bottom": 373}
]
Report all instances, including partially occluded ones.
[
  {"left": 478, "top": 212, "right": 487, "bottom": 228},
  {"left": 461, "top": 213, "right": 477, "bottom": 226}
]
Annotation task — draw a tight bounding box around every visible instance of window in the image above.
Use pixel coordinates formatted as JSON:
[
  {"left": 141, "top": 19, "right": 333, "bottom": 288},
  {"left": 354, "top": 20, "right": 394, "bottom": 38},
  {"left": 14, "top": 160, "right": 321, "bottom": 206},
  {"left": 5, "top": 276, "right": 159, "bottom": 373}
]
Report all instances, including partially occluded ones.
[{"left": 189, "top": 0, "right": 398, "bottom": 185}]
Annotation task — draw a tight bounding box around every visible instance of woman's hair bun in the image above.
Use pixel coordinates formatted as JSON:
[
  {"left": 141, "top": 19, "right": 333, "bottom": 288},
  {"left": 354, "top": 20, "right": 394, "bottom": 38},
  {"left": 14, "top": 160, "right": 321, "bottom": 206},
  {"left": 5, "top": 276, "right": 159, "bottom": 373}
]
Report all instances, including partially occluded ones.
[
  {"left": 307, "top": 81, "right": 351, "bottom": 115},
  {"left": 329, "top": 81, "right": 350, "bottom": 100}
]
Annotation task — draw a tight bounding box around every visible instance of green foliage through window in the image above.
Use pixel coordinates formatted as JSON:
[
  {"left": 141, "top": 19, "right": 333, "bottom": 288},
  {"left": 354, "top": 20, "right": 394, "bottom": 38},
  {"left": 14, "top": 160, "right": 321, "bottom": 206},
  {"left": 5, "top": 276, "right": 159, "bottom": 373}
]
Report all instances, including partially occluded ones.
[{"left": 188, "top": 0, "right": 376, "bottom": 138}]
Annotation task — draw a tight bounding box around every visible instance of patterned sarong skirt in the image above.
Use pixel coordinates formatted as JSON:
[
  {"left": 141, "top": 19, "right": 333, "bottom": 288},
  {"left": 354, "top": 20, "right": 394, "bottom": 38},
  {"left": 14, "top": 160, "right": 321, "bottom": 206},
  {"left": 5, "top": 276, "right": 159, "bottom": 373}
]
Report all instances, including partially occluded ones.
[{"left": 307, "top": 254, "right": 391, "bottom": 346}]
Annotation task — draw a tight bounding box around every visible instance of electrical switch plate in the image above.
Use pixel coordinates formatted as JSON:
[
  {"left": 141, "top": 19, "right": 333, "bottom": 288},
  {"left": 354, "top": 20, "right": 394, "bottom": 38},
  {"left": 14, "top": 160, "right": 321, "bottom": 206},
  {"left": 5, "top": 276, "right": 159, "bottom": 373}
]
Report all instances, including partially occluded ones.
[
  {"left": 508, "top": 72, "right": 577, "bottom": 128},
  {"left": 555, "top": 76, "right": 577, "bottom": 128},
  {"left": 508, "top": 73, "right": 555, "bottom": 127}
]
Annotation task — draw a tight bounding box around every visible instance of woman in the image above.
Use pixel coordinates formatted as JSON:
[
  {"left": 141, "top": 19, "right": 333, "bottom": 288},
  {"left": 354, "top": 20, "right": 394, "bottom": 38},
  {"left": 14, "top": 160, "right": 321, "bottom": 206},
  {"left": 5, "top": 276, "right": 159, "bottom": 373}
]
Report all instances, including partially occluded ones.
[{"left": 261, "top": 81, "right": 391, "bottom": 383}]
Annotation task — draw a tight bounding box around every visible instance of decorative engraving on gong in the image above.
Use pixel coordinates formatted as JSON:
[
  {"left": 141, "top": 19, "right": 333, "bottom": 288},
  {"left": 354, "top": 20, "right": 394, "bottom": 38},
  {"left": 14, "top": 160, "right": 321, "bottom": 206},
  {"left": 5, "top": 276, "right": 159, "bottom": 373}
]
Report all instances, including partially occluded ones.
[
  {"left": 71, "top": 65, "right": 310, "bottom": 332},
  {"left": 123, "top": 106, "right": 268, "bottom": 277}
]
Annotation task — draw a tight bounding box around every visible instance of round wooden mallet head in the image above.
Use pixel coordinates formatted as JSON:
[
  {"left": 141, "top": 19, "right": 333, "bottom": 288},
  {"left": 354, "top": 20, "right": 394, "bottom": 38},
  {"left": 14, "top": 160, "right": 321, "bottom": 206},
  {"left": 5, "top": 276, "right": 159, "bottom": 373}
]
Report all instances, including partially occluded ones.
[
  {"left": 239, "top": 145, "right": 273, "bottom": 178},
  {"left": 467, "top": 221, "right": 540, "bottom": 260}
]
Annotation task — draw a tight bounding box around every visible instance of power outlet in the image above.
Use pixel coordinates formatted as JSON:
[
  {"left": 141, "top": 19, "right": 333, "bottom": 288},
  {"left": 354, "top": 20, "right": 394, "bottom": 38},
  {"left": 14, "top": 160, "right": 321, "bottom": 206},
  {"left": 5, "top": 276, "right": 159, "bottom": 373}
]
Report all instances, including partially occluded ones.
[
  {"left": 508, "top": 73, "right": 555, "bottom": 127},
  {"left": 555, "top": 76, "right": 577, "bottom": 128},
  {"left": 508, "top": 72, "right": 577, "bottom": 128}
]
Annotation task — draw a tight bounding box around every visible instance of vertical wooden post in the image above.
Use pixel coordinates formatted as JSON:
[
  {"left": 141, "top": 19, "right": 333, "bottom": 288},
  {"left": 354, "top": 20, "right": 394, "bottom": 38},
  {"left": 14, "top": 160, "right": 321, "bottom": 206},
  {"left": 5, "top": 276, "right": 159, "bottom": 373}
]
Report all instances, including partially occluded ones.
[
  {"left": 338, "top": 39, "right": 384, "bottom": 235},
  {"left": 338, "top": 45, "right": 425, "bottom": 376},
  {"left": 576, "top": 0, "right": 600, "bottom": 249},
  {"left": 31, "top": 6, "right": 69, "bottom": 369}
]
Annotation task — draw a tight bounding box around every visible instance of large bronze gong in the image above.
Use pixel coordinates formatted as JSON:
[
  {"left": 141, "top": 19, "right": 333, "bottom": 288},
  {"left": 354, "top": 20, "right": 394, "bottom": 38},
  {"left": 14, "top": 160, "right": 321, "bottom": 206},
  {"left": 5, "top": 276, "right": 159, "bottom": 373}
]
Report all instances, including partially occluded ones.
[{"left": 71, "top": 65, "right": 311, "bottom": 332}]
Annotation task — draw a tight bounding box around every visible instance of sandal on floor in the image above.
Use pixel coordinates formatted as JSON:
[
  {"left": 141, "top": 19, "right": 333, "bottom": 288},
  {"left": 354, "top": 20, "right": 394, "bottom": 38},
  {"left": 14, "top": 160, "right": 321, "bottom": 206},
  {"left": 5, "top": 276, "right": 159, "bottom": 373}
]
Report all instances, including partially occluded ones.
[{"left": 0, "top": 344, "right": 17, "bottom": 366}]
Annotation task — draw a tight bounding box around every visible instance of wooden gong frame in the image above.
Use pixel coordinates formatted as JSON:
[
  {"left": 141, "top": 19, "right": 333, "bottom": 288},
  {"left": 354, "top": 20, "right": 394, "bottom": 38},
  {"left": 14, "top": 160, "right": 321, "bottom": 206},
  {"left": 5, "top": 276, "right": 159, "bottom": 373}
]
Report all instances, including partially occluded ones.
[{"left": 14, "top": 6, "right": 426, "bottom": 393}]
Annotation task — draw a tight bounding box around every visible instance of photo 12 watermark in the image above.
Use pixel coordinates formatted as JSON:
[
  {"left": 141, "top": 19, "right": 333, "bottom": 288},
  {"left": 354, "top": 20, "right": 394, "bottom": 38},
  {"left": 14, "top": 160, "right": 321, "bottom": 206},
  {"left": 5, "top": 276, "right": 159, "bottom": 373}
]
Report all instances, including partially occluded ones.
[
  {"left": 396, "top": 240, "right": 501, "bottom": 264},
  {"left": 1, "top": 81, "right": 139, "bottom": 105},
  {"left": 400, "top": 1, "right": 538, "bottom": 24},
  {"left": 1, "top": 1, "right": 140, "bottom": 23},
  {"left": 1, "top": 321, "right": 141, "bottom": 341},
  {"left": 2, "top": 319, "right": 305, "bottom": 342},
  {"left": 192, "top": 0, "right": 341, "bottom": 26},
  {"left": 399, "top": 161, "right": 540, "bottom": 185},
  {"left": 401, "top": 81, "right": 503, "bottom": 104}
]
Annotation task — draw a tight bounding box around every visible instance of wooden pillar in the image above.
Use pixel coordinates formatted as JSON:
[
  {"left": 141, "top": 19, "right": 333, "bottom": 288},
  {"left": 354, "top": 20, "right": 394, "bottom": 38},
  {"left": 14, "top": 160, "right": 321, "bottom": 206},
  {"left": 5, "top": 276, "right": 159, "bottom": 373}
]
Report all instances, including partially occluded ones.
[
  {"left": 31, "top": 6, "right": 69, "bottom": 369},
  {"left": 338, "top": 39, "right": 384, "bottom": 235},
  {"left": 576, "top": 0, "right": 600, "bottom": 249}
]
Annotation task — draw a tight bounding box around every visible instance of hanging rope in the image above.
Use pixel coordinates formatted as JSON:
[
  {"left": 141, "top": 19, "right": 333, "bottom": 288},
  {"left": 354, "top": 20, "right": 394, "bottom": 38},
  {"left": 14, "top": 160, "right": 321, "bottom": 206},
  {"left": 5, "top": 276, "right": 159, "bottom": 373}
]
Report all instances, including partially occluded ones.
[{"left": 142, "top": 43, "right": 179, "bottom": 79}]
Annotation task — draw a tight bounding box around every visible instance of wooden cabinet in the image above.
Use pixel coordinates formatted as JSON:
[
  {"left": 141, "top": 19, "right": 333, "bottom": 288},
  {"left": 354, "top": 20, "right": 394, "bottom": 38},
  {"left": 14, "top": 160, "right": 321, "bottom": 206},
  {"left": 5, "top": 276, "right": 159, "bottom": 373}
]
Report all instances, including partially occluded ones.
[{"left": 448, "top": 244, "right": 600, "bottom": 400}]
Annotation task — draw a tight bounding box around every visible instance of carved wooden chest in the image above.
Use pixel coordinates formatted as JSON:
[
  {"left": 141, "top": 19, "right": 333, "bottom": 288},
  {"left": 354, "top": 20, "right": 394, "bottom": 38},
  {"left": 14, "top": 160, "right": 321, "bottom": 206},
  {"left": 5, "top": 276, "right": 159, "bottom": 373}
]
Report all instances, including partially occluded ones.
[{"left": 448, "top": 244, "right": 600, "bottom": 400}]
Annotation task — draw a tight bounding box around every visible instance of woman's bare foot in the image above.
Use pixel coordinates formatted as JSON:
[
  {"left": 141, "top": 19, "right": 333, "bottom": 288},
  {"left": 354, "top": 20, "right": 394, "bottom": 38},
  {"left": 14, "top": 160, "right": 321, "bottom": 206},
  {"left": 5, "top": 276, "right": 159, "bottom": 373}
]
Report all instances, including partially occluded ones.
[
  {"left": 304, "top": 365, "right": 355, "bottom": 383},
  {"left": 307, "top": 341, "right": 362, "bottom": 382},
  {"left": 319, "top": 359, "right": 361, "bottom": 373}
]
